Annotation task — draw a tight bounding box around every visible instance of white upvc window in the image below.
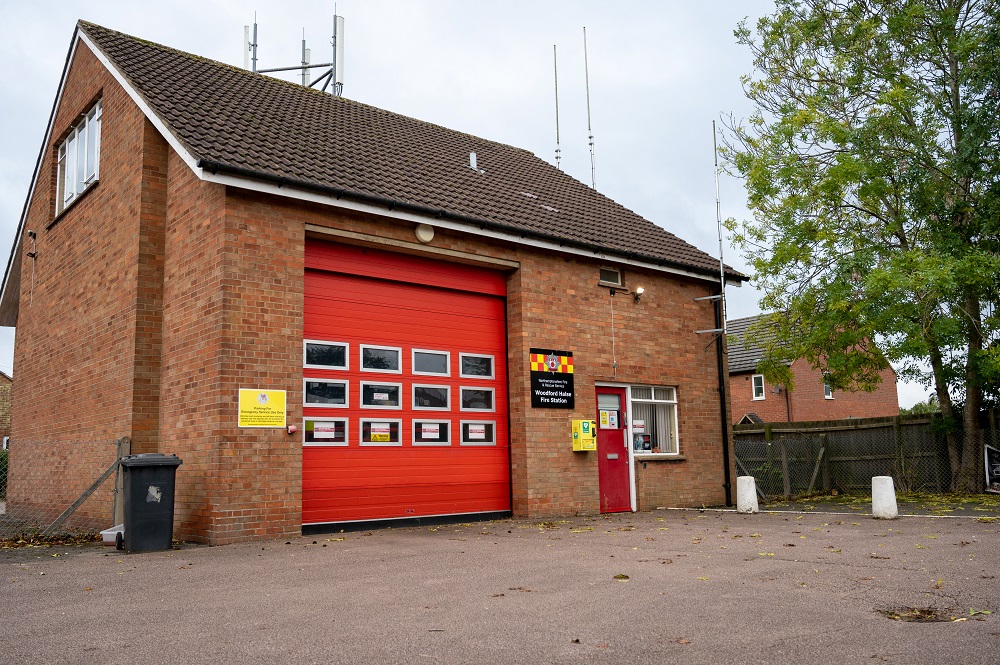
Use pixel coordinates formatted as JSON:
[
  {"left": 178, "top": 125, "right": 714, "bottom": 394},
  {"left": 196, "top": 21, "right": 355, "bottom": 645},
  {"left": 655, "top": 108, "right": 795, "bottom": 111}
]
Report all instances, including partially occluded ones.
[
  {"left": 824, "top": 381, "right": 834, "bottom": 399},
  {"left": 629, "top": 386, "right": 679, "bottom": 455},
  {"left": 752, "top": 375, "right": 765, "bottom": 400},
  {"left": 56, "top": 99, "right": 102, "bottom": 214}
]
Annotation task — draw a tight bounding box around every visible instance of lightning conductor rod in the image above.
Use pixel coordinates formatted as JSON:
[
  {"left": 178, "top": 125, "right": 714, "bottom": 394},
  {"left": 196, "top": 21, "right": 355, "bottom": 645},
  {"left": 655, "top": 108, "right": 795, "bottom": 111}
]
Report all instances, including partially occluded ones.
[
  {"left": 583, "top": 27, "right": 597, "bottom": 189},
  {"left": 553, "top": 45, "right": 562, "bottom": 170}
]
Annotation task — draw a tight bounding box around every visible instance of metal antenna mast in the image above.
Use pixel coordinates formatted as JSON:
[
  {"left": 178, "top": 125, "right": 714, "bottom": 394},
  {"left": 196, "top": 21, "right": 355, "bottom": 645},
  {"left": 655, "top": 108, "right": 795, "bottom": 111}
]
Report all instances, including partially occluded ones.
[
  {"left": 301, "top": 29, "right": 310, "bottom": 86},
  {"left": 244, "top": 14, "right": 259, "bottom": 72},
  {"left": 713, "top": 120, "right": 727, "bottom": 333},
  {"left": 583, "top": 27, "right": 597, "bottom": 189},
  {"left": 247, "top": 14, "right": 345, "bottom": 96},
  {"left": 553, "top": 45, "right": 562, "bottom": 170}
]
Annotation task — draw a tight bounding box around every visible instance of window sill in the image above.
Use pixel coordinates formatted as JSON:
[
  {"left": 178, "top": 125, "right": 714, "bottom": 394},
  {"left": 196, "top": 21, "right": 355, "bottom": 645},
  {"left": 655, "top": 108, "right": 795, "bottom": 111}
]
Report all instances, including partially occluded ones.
[
  {"left": 634, "top": 454, "right": 685, "bottom": 462},
  {"left": 47, "top": 179, "right": 100, "bottom": 230}
]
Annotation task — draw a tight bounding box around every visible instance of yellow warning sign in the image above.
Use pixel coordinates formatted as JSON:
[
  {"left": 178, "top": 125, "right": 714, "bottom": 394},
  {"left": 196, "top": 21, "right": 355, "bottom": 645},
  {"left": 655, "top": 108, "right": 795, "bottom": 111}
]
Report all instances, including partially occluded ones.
[{"left": 238, "top": 389, "right": 287, "bottom": 428}]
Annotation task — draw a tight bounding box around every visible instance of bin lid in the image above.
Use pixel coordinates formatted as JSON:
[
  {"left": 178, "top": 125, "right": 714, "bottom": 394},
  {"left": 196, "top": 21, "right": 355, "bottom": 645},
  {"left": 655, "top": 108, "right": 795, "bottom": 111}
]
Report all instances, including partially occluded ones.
[{"left": 120, "top": 453, "right": 183, "bottom": 468}]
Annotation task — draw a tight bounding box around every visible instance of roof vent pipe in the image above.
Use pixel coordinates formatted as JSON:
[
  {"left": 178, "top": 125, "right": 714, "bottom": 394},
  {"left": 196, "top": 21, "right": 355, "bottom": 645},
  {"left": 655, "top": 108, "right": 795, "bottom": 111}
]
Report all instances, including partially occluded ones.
[{"left": 469, "top": 152, "right": 477, "bottom": 170}]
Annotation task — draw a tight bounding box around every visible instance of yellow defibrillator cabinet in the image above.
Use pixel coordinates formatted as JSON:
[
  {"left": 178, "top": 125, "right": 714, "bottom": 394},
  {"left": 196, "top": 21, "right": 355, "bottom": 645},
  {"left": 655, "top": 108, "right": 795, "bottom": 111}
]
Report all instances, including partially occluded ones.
[{"left": 571, "top": 419, "right": 597, "bottom": 451}]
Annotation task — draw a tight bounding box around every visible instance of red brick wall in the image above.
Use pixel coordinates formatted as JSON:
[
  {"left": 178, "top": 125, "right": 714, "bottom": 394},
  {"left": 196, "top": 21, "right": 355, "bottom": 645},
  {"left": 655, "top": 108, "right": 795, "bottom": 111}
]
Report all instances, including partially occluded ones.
[{"left": 731, "top": 360, "right": 899, "bottom": 423}]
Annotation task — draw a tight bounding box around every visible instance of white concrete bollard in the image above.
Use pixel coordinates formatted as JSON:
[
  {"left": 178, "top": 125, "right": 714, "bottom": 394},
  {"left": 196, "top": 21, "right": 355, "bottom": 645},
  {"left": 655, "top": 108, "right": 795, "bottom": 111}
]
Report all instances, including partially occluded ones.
[
  {"left": 872, "top": 476, "right": 899, "bottom": 519},
  {"left": 736, "top": 476, "right": 759, "bottom": 514}
]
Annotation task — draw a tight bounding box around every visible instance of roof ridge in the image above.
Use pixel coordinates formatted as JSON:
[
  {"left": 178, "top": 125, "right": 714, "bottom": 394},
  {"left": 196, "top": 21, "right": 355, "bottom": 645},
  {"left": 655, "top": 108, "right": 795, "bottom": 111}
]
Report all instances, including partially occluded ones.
[{"left": 77, "top": 20, "right": 534, "bottom": 157}]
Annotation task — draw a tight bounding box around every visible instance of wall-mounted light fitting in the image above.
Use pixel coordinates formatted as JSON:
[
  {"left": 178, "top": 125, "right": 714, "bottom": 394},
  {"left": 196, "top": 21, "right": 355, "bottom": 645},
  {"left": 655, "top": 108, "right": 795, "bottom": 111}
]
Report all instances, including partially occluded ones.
[{"left": 608, "top": 285, "right": 645, "bottom": 303}]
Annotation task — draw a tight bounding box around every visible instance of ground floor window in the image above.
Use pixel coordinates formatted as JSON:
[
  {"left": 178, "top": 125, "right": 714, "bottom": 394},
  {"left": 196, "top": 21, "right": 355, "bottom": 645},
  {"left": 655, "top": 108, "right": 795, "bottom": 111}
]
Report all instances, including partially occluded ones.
[{"left": 629, "top": 386, "right": 678, "bottom": 455}]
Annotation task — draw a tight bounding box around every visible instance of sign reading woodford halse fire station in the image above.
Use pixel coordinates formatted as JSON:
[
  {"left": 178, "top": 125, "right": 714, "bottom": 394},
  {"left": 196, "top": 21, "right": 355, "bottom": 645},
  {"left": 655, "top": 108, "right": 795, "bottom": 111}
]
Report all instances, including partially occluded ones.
[
  {"left": 238, "top": 389, "right": 287, "bottom": 428},
  {"left": 529, "top": 348, "right": 574, "bottom": 408}
]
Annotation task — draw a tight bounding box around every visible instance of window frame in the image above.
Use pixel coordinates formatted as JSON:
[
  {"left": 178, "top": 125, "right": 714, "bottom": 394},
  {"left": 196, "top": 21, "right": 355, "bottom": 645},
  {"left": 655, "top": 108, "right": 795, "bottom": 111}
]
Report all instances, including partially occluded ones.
[
  {"left": 359, "top": 381, "right": 404, "bottom": 409},
  {"left": 824, "top": 381, "right": 834, "bottom": 400},
  {"left": 359, "top": 344, "right": 403, "bottom": 374},
  {"left": 412, "top": 384, "right": 451, "bottom": 411},
  {"left": 459, "top": 420, "right": 497, "bottom": 446},
  {"left": 302, "top": 417, "right": 349, "bottom": 447},
  {"left": 459, "top": 386, "right": 495, "bottom": 412},
  {"left": 598, "top": 266, "right": 623, "bottom": 287},
  {"left": 412, "top": 419, "right": 452, "bottom": 446},
  {"left": 629, "top": 384, "right": 680, "bottom": 456},
  {"left": 411, "top": 349, "right": 451, "bottom": 377},
  {"left": 303, "top": 378, "right": 349, "bottom": 408},
  {"left": 459, "top": 353, "right": 495, "bottom": 380},
  {"left": 751, "top": 374, "right": 766, "bottom": 401},
  {"left": 303, "top": 339, "right": 349, "bottom": 371},
  {"left": 359, "top": 418, "right": 403, "bottom": 446},
  {"left": 56, "top": 99, "right": 102, "bottom": 215}
]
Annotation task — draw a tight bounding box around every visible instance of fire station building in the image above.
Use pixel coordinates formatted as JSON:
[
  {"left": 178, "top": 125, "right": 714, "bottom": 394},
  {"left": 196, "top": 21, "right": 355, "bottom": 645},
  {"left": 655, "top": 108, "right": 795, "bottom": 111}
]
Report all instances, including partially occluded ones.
[{"left": 0, "top": 22, "right": 743, "bottom": 544}]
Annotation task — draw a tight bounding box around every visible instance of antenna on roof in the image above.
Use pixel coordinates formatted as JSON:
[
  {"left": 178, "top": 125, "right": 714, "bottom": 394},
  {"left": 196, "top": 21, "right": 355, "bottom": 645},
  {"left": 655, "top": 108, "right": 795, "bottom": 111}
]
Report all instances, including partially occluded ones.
[
  {"left": 330, "top": 14, "right": 345, "bottom": 96},
  {"left": 301, "top": 29, "right": 311, "bottom": 86},
  {"left": 713, "top": 120, "right": 728, "bottom": 335},
  {"left": 244, "top": 14, "right": 259, "bottom": 72},
  {"left": 583, "top": 27, "right": 597, "bottom": 189},
  {"left": 247, "top": 13, "right": 345, "bottom": 96},
  {"left": 553, "top": 45, "right": 562, "bottom": 171}
]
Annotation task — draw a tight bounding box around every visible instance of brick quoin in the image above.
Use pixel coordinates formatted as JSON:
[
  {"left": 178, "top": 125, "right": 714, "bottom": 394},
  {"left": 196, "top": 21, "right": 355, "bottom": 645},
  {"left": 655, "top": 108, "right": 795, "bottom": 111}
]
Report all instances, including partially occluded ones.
[{"left": 8, "top": 40, "right": 736, "bottom": 543}]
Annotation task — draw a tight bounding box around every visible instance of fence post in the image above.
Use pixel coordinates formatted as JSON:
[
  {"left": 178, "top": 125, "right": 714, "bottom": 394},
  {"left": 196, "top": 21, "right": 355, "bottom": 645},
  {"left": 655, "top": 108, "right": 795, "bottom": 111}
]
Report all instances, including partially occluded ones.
[
  {"left": 893, "top": 416, "right": 907, "bottom": 492},
  {"left": 820, "top": 433, "right": 831, "bottom": 492},
  {"left": 779, "top": 439, "right": 791, "bottom": 500}
]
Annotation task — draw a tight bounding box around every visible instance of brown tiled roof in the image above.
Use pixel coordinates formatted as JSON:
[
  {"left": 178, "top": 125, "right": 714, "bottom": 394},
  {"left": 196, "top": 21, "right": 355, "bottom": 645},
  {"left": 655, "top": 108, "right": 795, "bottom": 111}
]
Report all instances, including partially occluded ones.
[{"left": 79, "top": 21, "right": 742, "bottom": 280}]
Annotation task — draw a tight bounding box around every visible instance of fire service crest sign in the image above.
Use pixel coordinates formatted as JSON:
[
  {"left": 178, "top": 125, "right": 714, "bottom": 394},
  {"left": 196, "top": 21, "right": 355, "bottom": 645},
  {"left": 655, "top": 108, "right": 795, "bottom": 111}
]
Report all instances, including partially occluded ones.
[{"left": 529, "top": 348, "right": 575, "bottom": 408}]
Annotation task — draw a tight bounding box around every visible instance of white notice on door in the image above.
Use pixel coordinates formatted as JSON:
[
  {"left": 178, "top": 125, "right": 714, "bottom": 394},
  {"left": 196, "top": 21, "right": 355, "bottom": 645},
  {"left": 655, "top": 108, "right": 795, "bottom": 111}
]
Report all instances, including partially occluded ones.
[
  {"left": 468, "top": 424, "right": 487, "bottom": 440},
  {"left": 421, "top": 423, "right": 440, "bottom": 438},
  {"left": 632, "top": 420, "right": 645, "bottom": 432},
  {"left": 373, "top": 392, "right": 390, "bottom": 401}
]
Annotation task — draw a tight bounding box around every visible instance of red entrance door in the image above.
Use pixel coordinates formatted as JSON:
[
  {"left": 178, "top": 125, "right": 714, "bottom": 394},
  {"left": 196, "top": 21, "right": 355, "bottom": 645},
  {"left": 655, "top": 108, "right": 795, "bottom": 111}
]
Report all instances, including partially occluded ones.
[{"left": 596, "top": 386, "right": 631, "bottom": 512}]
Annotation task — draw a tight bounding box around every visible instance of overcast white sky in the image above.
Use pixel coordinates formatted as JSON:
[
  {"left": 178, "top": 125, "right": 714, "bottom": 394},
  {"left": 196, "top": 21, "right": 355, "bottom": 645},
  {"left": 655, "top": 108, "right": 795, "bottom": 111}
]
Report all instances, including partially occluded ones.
[{"left": 0, "top": 1, "right": 929, "bottom": 407}]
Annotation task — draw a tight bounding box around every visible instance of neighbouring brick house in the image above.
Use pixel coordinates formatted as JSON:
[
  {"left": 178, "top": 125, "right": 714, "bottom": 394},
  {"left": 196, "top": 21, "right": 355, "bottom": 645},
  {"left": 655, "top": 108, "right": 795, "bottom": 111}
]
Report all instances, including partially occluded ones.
[
  {"left": 0, "top": 21, "right": 744, "bottom": 544},
  {"left": 728, "top": 315, "right": 899, "bottom": 424}
]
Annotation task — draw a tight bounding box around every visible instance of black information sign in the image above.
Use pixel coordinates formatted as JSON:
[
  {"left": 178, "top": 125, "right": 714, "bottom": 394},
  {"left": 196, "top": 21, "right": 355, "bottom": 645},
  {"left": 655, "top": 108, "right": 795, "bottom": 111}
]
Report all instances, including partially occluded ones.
[
  {"left": 986, "top": 444, "right": 1000, "bottom": 494},
  {"left": 529, "top": 348, "right": 575, "bottom": 409}
]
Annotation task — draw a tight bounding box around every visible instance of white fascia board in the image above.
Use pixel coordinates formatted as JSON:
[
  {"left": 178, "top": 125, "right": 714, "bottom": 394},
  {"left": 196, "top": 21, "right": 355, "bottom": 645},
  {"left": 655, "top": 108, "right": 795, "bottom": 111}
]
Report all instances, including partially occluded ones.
[
  {"left": 0, "top": 31, "right": 86, "bottom": 306},
  {"left": 77, "top": 33, "right": 735, "bottom": 288},
  {"left": 201, "top": 169, "right": 729, "bottom": 285},
  {"left": 77, "top": 33, "right": 205, "bottom": 178}
]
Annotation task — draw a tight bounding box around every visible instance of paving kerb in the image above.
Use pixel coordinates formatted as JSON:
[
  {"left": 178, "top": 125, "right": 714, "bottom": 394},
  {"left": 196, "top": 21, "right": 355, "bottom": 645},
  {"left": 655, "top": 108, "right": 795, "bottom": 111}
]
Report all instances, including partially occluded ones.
[{"left": 2, "top": 509, "right": 998, "bottom": 664}]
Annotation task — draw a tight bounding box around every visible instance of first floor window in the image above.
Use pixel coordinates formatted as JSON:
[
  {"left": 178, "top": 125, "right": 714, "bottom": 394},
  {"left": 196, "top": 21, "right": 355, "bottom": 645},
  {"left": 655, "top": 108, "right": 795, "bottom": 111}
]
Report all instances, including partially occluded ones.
[
  {"left": 630, "top": 386, "right": 678, "bottom": 455},
  {"left": 752, "top": 374, "right": 765, "bottom": 400},
  {"left": 57, "top": 99, "right": 102, "bottom": 214}
]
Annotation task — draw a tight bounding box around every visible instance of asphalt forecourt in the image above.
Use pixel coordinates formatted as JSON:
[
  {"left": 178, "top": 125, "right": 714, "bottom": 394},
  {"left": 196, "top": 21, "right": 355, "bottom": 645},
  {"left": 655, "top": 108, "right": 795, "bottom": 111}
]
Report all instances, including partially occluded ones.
[{"left": 3, "top": 509, "right": 998, "bottom": 664}]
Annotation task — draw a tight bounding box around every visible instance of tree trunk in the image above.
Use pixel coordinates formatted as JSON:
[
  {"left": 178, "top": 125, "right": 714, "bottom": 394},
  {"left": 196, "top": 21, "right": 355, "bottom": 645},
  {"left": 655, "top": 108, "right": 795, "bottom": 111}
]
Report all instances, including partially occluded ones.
[
  {"left": 928, "top": 341, "right": 962, "bottom": 488},
  {"left": 954, "top": 292, "right": 984, "bottom": 492}
]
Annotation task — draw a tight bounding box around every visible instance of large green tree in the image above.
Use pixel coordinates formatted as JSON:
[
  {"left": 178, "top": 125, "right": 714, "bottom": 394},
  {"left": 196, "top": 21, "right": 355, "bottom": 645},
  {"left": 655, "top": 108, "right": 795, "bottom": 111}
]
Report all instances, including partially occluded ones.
[{"left": 724, "top": 0, "right": 1000, "bottom": 490}]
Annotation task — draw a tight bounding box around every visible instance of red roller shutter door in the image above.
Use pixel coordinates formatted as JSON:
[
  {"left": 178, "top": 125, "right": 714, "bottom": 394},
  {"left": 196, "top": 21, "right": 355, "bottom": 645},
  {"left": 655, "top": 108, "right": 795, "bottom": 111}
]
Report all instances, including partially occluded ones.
[{"left": 302, "top": 241, "right": 510, "bottom": 525}]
